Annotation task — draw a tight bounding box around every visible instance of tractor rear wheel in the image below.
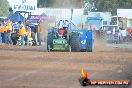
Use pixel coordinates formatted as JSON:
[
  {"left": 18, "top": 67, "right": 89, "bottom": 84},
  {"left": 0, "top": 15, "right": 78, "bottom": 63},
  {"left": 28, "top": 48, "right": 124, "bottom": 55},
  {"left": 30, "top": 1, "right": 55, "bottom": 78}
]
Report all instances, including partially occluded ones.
[
  {"left": 86, "top": 39, "right": 92, "bottom": 52},
  {"left": 70, "top": 32, "right": 80, "bottom": 52}
]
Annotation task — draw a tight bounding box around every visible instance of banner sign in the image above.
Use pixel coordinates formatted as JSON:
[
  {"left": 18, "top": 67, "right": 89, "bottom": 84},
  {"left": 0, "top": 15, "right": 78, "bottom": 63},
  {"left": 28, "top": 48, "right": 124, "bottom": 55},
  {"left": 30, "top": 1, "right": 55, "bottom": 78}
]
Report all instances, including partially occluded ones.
[{"left": 12, "top": 0, "right": 37, "bottom": 12}]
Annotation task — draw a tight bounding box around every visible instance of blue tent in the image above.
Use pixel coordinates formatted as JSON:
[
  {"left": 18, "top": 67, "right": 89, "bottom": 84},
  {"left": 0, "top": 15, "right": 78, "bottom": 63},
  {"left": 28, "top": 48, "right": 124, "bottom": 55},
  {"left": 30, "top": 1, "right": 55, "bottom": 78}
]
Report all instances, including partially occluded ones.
[
  {"left": 40, "top": 13, "right": 47, "bottom": 16},
  {"left": 7, "top": 12, "right": 25, "bottom": 22}
]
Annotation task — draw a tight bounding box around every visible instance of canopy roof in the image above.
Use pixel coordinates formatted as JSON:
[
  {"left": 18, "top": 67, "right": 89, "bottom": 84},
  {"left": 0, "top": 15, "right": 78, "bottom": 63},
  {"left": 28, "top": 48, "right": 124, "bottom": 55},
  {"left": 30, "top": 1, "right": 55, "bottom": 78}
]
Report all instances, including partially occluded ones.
[{"left": 7, "top": 12, "right": 25, "bottom": 22}]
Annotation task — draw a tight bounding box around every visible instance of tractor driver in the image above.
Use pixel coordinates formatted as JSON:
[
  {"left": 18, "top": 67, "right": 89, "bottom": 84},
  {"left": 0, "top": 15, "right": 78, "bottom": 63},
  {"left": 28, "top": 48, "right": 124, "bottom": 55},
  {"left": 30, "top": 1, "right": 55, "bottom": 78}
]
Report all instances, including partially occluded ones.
[{"left": 57, "top": 28, "right": 66, "bottom": 38}]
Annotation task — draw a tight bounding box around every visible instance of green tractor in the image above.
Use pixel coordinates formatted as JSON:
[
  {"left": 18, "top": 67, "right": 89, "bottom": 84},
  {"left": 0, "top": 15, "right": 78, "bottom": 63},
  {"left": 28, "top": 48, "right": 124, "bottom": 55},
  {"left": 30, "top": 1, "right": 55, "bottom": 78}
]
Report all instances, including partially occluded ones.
[
  {"left": 47, "top": 19, "right": 93, "bottom": 52},
  {"left": 47, "top": 20, "right": 72, "bottom": 52}
]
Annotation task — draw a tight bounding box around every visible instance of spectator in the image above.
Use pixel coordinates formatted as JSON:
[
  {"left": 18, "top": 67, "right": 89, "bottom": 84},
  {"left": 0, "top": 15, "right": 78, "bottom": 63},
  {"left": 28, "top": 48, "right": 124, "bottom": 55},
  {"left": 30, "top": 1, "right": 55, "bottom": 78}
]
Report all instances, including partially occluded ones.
[
  {"left": 6, "top": 19, "right": 13, "bottom": 44},
  {"left": 11, "top": 31, "right": 19, "bottom": 45},
  {"left": 18, "top": 23, "right": 26, "bottom": 46},
  {"left": 0, "top": 24, "right": 2, "bottom": 44},
  {"left": 1, "top": 22, "right": 7, "bottom": 43},
  {"left": 37, "top": 22, "right": 42, "bottom": 46},
  {"left": 26, "top": 26, "right": 31, "bottom": 46}
]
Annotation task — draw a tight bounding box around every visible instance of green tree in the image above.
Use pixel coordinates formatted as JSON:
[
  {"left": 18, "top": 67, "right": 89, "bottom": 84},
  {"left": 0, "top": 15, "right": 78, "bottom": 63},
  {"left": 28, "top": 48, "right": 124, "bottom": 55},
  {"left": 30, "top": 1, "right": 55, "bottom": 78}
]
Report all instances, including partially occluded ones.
[
  {"left": 37, "top": 0, "right": 132, "bottom": 15},
  {"left": 94, "top": 0, "right": 132, "bottom": 15},
  {"left": 37, "top": 0, "right": 82, "bottom": 8},
  {"left": 0, "top": 0, "right": 10, "bottom": 16},
  {"left": 37, "top": 0, "right": 53, "bottom": 7}
]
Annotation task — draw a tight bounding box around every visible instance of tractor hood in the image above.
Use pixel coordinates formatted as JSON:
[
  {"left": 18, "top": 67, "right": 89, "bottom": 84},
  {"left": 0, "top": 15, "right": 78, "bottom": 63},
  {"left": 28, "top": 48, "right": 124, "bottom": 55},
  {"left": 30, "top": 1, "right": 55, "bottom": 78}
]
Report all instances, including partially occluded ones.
[{"left": 53, "top": 39, "right": 67, "bottom": 44}]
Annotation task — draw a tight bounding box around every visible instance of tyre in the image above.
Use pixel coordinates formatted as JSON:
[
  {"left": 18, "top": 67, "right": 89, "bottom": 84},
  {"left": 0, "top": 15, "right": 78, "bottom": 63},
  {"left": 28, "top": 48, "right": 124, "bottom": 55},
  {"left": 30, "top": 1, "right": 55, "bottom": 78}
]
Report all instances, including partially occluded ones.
[
  {"left": 86, "top": 38, "right": 93, "bottom": 52},
  {"left": 70, "top": 32, "right": 80, "bottom": 52}
]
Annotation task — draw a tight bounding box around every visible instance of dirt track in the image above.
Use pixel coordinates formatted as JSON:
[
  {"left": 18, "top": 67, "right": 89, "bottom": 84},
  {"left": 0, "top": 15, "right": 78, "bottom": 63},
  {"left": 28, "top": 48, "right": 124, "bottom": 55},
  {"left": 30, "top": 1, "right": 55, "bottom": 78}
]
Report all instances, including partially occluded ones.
[{"left": 0, "top": 43, "right": 132, "bottom": 88}]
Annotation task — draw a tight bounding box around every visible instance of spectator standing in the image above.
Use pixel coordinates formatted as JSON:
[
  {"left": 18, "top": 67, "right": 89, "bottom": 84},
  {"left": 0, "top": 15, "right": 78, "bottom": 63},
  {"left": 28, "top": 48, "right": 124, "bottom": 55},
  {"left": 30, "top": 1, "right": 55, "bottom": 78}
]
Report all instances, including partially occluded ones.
[
  {"left": 0, "top": 24, "right": 2, "bottom": 44},
  {"left": 18, "top": 23, "right": 26, "bottom": 46},
  {"left": 2, "top": 22, "right": 7, "bottom": 43},
  {"left": 26, "top": 26, "right": 31, "bottom": 46},
  {"left": 37, "top": 22, "right": 42, "bottom": 46},
  {"left": 0, "top": 22, "right": 7, "bottom": 43},
  {"left": 6, "top": 19, "right": 13, "bottom": 44}
]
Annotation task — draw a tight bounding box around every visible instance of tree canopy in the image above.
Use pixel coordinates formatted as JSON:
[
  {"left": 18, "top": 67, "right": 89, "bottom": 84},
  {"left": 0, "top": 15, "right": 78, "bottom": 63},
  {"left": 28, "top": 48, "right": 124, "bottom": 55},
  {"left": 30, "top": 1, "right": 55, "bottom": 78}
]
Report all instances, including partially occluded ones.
[
  {"left": 37, "top": 0, "right": 82, "bottom": 8},
  {"left": 93, "top": 0, "right": 132, "bottom": 15},
  {"left": 37, "top": 0, "right": 132, "bottom": 15},
  {"left": 0, "top": 0, "right": 10, "bottom": 16}
]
